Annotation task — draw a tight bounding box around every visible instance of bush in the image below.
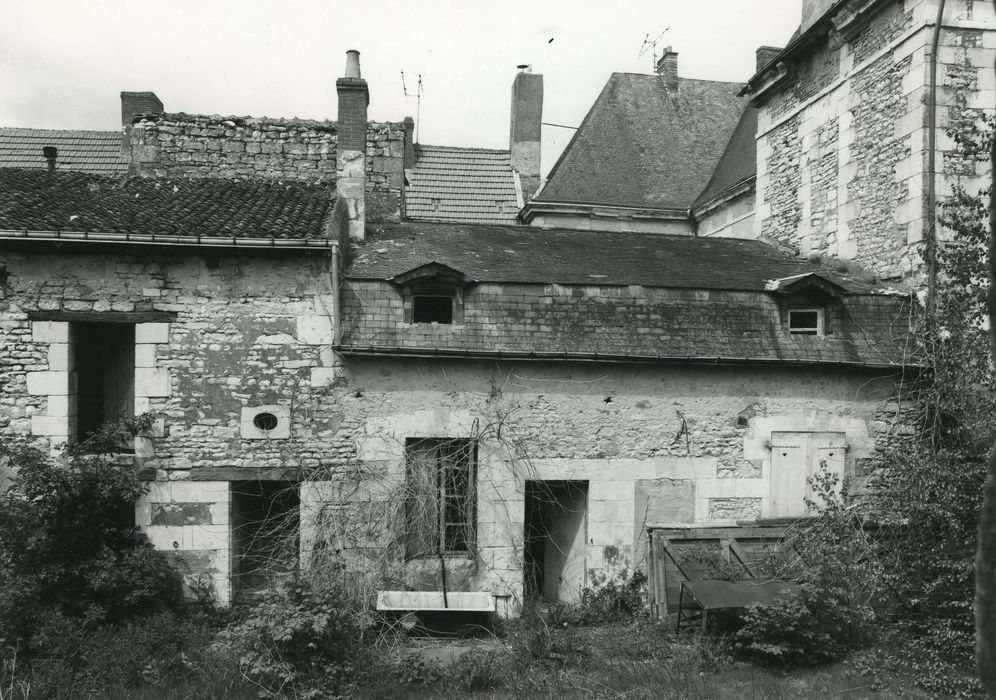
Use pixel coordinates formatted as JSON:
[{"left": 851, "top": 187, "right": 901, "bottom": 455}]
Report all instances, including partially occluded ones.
[
  {"left": 728, "top": 585, "right": 864, "bottom": 668},
  {"left": 570, "top": 570, "right": 647, "bottom": 626},
  {"left": 0, "top": 434, "right": 182, "bottom": 655},
  {"left": 214, "top": 576, "right": 365, "bottom": 698}
]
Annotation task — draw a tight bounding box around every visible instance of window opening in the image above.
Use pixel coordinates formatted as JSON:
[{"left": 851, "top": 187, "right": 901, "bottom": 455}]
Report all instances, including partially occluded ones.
[
  {"left": 231, "top": 481, "right": 300, "bottom": 603},
  {"left": 74, "top": 322, "right": 135, "bottom": 442},
  {"left": 787, "top": 308, "right": 823, "bottom": 336},
  {"left": 405, "top": 438, "right": 476, "bottom": 557},
  {"left": 252, "top": 412, "right": 279, "bottom": 432},
  {"left": 412, "top": 295, "right": 453, "bottom": 324}
]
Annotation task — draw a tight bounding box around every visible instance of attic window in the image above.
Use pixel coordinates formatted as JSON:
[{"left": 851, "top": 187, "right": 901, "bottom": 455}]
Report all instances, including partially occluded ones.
[
  {"left": 413, "top": 294, "right": 453, "bottom": 324},
  {"left": 788, "top": 308, "right": 824, "bottom": 336}
]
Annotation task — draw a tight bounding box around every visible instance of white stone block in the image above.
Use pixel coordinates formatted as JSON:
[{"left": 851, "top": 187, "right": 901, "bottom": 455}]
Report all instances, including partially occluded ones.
[
  {"left": 30, "top": 415, "right": 69, "bottom": 436},
  {"left": 135, "top": 322, "right": 170, "bottom": 344},
  {"left": 45, "top": 395, "right": 76, "bottom": 417},
  {"left": 32, "top": 321, "right": 70, "bottom": 343},
  {"left": 191, "top": 525, "right": 229, "bottom": 550},
  {"left": 134, "top": 436, "right": 156, "bottom": 458},
  {"left": 170, "top": 481, "right": 230, "bottom": 504},
  {"left": 240, "top": 405, "right": 291, "bottom": 439},
  {"left": 26, "top": 371, "right": 72, "bottom": 396},
  {"left": 135, "top": 500, "right": 152, "bottom": 527},
  {"left": 47, "top": 343, "right": 73, "bottom": 371},
  {"left": 135, "top": 367, "right": 170, "bottom": 397},
  {"left": 310, "top": 367, "right": 338, "bottom": 388},
  {"left": 135, "top": 344, "right": 157, "bottom": 368},
  {"left": 296, "top": 315, "right": 334, "bottom": 345},
  {"left": 145, "top": 525, "right": 184, "bottom": 551}
]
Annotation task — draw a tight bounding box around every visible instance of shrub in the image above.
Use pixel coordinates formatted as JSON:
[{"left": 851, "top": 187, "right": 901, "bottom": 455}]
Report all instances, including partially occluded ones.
[
  {"left": 728, "top": 585, "right": 864, "bottom": 668},
  {"left": 572, "top": 570, "right": 647, "bottom": 626},
  {"left": 0, "top": 433, "right": 182, "bottom": 655},
  {"left": 214, "top": 576, "right": 364, "bottom": 698}
]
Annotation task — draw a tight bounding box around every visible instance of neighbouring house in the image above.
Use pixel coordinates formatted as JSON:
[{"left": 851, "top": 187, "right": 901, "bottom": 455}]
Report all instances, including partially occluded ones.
[
  {"left": 519, "top": 48, "right": 750, "bottom": 235},
  {"left": 745, "top": 0, "right": 995, "bottom": 281},
  {"left": 1, "top": 44, "right": 920, "bottom": 611}
]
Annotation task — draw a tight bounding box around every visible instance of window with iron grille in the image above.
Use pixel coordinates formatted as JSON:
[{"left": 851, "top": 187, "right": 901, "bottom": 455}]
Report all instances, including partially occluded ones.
[{"left": 404, "top": 438, "right": 476, "bottom": 557}]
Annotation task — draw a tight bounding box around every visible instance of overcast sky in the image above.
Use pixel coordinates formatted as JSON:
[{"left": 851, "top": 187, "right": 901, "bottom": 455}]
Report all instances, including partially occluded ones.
[{"left": 0, "top": 0, "right": 801, "bottom": 176}]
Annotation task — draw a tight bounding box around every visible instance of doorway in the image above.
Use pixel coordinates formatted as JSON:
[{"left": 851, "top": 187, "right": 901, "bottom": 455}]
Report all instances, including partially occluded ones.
[
  {"left": 523, "top": 480, "right": 589, "bottom": 604},
  {"left": 231, "top": 481, "right": 300, "bottom": 603}
]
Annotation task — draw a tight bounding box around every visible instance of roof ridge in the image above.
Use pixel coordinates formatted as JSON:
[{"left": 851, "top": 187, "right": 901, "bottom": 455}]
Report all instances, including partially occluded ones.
[{"left": 415, "top": 143, "right": 510, "bottom": 153}]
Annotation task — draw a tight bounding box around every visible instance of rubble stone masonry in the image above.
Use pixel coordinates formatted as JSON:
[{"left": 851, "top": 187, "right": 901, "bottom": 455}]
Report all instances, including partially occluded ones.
[
  {"left": 128, "top": 113, "right": 406, "bottom": 222},
  {"left": 753, "top": 0, "right": 996, "bottom": 280}
]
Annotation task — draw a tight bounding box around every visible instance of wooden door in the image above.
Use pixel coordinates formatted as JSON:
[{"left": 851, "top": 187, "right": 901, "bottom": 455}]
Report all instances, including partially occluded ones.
[{"left": 769, "top": 432, "right": 846, "bottom": 517}]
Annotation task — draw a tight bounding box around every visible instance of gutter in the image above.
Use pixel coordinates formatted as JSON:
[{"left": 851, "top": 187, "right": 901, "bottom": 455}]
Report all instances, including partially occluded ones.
[
  {"left": 333, "top": 344, "right": 919, "bottom": 370},
  {"left": 0, "top": 229, "right": 331, "bottom": 250}
]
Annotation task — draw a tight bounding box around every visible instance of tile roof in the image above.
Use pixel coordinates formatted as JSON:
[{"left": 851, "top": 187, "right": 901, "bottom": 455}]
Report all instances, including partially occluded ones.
[
  {"left": 407, "top": 145, "right": 520, "bottom": 225},
  {"left": 350, "top": 221, "right": 882, "bottom": 293},
  {"left": 535, "top": 74, "right": 747, "bottom": 210},
  {"left": 692, "top": 106, "right": 758, "bottom": 211},
  {"left": 0, "top": 169, "right": 331, "bottom": 239},
  {"left": 0, "top": 128, "right": 128, "bottom": 175}
]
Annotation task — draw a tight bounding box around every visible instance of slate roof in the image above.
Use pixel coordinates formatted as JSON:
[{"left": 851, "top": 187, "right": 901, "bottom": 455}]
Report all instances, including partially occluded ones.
[
  {"left": 692, "top": 107, "right": 758, "bottom": 211},
  {"left": 0, "top": 169, "right": 331, "bottom": 239},
  {"left": 343, "top": 223, "right": 913, "bottom": 367},
  {"left": 535, "top": 74, "right": 747, "bottom": 210},
  {"left": 407, "top": 145, "right": 519, "bottom": 225},
  {"left": 0, "top": 128, "right": 128, "bottom": 175},
  {"left": 350, "top": 221, "right": 880, "bottom": 293}
]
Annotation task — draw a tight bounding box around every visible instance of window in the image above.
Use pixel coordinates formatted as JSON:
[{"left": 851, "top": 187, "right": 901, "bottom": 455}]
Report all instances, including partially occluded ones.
[
  {"left": 75, "top": 322, "right": 135, "bottom": 442},
  {"left": 412, "top": 294, "right": 453, "bottom": 324},
  {"left": 787, "top": 308, "right": 824, "bottom": 336},
  {"left": 405, "top": 438, "right": 476, "bottom": 557}
]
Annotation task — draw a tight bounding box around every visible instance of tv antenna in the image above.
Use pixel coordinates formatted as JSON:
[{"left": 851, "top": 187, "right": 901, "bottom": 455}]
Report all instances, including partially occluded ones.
[
  {"left": 401, "top": 70, "right": 423, "bottom": 142},
  {"left": 638, "top": 27, "right": 670, "bottom": 71}
]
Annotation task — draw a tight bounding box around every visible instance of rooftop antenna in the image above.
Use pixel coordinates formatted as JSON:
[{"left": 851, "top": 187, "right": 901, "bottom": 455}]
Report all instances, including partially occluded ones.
[
  {"left": 638, "top": 27, "right": 670, "bottom": 71},
  {"left": 401, "top": 70, "right": 423, "bottom": 143}
]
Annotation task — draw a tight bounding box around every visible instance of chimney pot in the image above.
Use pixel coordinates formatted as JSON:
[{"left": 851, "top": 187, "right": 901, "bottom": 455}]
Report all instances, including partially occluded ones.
[
  {"left": 42, "top": 146, "right": 57, "bottom": 172},
  {"left": 656, "top": 47, "right": 679, "bottom": 90},
  {"left": 345, "top": 50, "right": 361, "bottom": 79}
]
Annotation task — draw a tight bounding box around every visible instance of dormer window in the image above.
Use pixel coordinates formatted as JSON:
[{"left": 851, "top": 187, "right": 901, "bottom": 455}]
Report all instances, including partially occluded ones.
[
  {"left": 392, "top": 261, "right": 469, "bottom": 326},
  {"left": 766, "top": 272, "right": 846, "bottom": 339},
  {"left": 413, "top": 294, "right": 454, "bottom": 324},
  {"left": 788, "top": 308, "right": 824, "bottom": 336}
]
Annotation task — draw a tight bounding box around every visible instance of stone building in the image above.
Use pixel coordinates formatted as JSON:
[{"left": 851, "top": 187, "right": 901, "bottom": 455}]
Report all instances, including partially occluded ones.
[
  {"left": 1, "top": 49, "right": 916, "bottom": 609},
  {"left": 528, "top": 0, "right": 995, "bottom": 285},
  {"left": 745, "top": 0, "right": 995, "bottom": 281}
]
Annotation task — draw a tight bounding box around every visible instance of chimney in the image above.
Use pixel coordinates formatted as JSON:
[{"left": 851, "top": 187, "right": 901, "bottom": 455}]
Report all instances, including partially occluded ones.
[
  {"left": 801, "top": 0, "right": 835, "bottom": 34},
  {"left": 656, "top": 47, "right": 679, "bottom": 90},
  {"left": 42, "top": 146, "right": 57, "bottom": 173},
  {"left": 336, "top": 49, "right": 369, "bottom": 242},
  {"left": 756, "top": 46, "right": 783, "bottom": 74},
  {"left": 120, "top": 91, "right": 164, "bottom": 154},
  {"left": 509, "top": 66, "right": 543, "bottom": 203}
]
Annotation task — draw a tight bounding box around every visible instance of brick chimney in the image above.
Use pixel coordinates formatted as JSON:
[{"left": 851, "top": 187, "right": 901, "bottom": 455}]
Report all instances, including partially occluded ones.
[
  {"left": 336, "top": 50, "right": 369, "bottom": 242},
  {"left": 509, "top": 67, "right": 543, "bottom": 203},
  {"left": 756, "top": 46, "right": 783, "bottom": 74},
  {"left": 120, "top": 91, "right": 163, "bottom": 154},
  {"left": 655, "top": 47, "right": 679, "bottom": 90}
]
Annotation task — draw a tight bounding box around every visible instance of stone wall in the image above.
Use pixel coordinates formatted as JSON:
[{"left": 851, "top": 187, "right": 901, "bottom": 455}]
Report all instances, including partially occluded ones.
[
  {"left": 752, "top": 0, "right": 996, "bottom": 280},
  {"left": 128, "top": 113, "right": 406, "bottom": 222},
  {"left": 0, "top": 246, "right": 908, "bottom": 606}
]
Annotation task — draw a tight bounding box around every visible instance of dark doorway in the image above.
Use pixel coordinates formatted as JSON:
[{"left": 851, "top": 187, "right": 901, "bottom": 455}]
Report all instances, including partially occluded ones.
[
  {"left": 523, "top": 480, "right": 589, "bottom": 603},
  {"left": 74, "top": 322, "right": 135, "bottom": 442},
  {"left": 231, "top": 481, "right": 300, "bottom": 603}
]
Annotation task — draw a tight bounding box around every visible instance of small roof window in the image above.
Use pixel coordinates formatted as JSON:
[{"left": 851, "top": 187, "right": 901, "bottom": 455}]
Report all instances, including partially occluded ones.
[{"left": 788, "top": 308, "right": 824, "bottom": 336}]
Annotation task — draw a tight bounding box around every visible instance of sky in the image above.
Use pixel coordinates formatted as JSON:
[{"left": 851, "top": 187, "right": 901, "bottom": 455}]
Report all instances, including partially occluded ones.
[{"left": 0, "top": 0, "right": 802, "bottom": 177}]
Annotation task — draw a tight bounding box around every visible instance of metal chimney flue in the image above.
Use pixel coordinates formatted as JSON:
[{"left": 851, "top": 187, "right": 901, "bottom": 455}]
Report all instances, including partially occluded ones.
[
  {"left": 344, "top": 50, "right": 361, "bottom": 79},
  {"left": 42, "top": 146, "right": 57, "bottom": 173}
]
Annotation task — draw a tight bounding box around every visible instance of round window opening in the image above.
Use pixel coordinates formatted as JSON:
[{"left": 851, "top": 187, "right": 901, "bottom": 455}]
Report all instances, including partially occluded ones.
[{"left": 253, "top": 412, "right": 279, "bottom": 432}]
